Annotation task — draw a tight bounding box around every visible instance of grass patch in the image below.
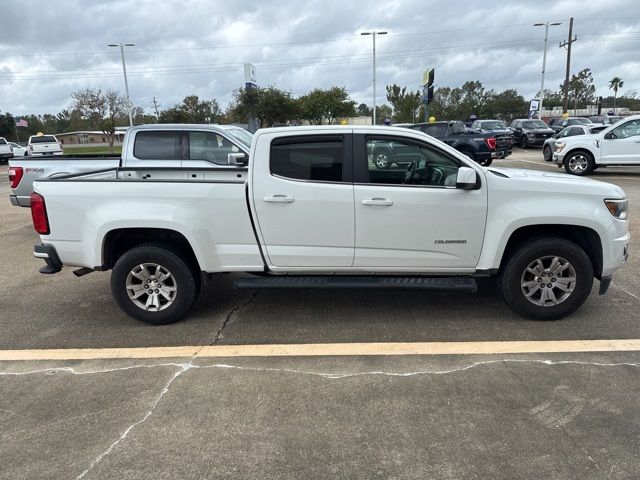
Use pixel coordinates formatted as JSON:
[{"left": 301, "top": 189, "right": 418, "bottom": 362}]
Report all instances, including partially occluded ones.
[{"left": 62, "top": 145, "right": 122, "bottom": 155}]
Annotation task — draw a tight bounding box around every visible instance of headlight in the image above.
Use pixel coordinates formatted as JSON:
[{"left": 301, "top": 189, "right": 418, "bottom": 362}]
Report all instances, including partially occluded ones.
[
  {"left": 605, "top": 198, "right": 628, "bottom": 220},
  {"left": 554, "top": 141, "right": 566, "bottom": 152}
]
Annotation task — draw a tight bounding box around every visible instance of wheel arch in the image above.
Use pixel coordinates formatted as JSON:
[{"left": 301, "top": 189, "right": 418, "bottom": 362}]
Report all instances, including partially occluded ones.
[
  {"left": 499, "top": 224, "right": 603, "bottom": 279},
  {"left": 102, "top": 227, "right": 201, "bottom": 272}
]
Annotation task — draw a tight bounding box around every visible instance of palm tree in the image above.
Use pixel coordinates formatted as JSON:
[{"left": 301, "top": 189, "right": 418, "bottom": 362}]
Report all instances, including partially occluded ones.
[{"left": 609, "top": 77, "right": 624, "bottom": 113}]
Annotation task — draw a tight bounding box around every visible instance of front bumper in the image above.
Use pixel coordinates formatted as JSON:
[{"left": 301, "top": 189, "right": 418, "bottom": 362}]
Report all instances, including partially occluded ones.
[
  {"left": 552, "top": 151, "right": 566, "bottom": 166},
  {"left": 34, "top": 244, "right": 63, "bottom": 274}
]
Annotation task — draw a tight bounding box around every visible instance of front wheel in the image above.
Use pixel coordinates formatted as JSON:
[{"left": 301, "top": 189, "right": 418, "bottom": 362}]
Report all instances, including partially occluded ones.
[
  {"left": 498, "top": 237, "right": 593, "bottom": 320},
  {"left": 519, "top": 136, "right": 528, "bottom": 149},
  {"left": 564, "top": 151, "right": 594, "bottom": 176},
  {"left": 111, "top": 245, "right": 200, "bottom": 324},
  {"left": 543, "top": 145, "right": 552, "bottom": 161}
]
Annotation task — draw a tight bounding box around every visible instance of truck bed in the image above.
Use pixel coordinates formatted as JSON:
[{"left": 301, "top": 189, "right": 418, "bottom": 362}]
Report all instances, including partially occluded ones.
[{"left": 8, "top": 155, "right": 122, "bottom": 207}]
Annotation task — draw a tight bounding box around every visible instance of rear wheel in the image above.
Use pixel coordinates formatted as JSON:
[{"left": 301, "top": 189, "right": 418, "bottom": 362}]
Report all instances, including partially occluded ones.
[
  {"left": 498, "top": 237, "right": 593, "bottom": 320},
  {"left": 543, "top": 145, "right": 552, "bottom": 161},
  {"left": 564, "top": 151, "right": 594, "bottom": 176},
  {"left": 111, "top": 245, "right": 200, "bottom": 324}
]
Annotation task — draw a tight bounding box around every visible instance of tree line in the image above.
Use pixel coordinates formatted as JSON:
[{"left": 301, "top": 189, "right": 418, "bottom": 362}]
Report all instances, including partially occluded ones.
[{"left": 1, "top": 69, "right": 637, "bottom": 145}]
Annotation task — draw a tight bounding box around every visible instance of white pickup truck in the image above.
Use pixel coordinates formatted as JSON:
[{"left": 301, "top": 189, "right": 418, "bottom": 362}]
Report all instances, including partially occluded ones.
[
  {"left": 553, "top": 114, "right": 640, "bottom": 175},
  {"left": 9, "top": 124, "right": 252, "bottom": 206},
  {"left": 30, "top": 125, "right": 629, "bottom": 324}
]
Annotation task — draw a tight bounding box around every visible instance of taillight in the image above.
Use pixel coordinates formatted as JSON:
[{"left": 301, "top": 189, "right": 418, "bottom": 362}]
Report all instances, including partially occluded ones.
[
  {"left": 485, "top": 137, "right": 497, "bottom": 150},
  {"left": 8, "top": 167, "right": 23, "bottom": 189},
  {"left": 30, "top": 192, "right": 50, "bottom": 235}
]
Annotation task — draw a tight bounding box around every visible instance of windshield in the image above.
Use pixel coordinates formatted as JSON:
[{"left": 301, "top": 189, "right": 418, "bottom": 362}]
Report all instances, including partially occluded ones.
[
  {"left": 522, "top": 120, "right": 548, "bottom": 129},
  {"left": 30, "top": 136, "right": 57, "bottom": 143},
  {"left": 480, "top": 121, "right": 506, "bottom": 130},
  {"left": 225, "top": 128, "right": 253, "bottom": 149},
  {"left": 450, "top": 123, "right": 466, "bottom": 134},
  {"left": 608, "top": 116, "right": 623, "bottom": 124},
  {"left": 569, "top": 118, "right": 592, "bottom": 125}
]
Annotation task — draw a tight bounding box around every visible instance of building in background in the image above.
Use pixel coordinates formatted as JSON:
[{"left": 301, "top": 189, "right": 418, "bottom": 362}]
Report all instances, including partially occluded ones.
[{"left": 54, "top": 131, "right": 126, "bottom": 145}]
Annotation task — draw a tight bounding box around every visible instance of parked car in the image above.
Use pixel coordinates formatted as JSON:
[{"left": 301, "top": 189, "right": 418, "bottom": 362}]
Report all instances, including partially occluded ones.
[
  {"left": 408, "top": 120, "right": 512, "bottom": 166},
  {"left": 549, "top": 117, "right": 594, "bottom": 133},
  {"left": 470, "top": 119, "right": 510, "bottom": 134},
  {"left": 0, "top": 137, "right": 14, "bottom": 162},
  {"left": 542, "top": 125, "right": 608, "bottom": 161},
  {"left": 27, "top": 134, "right": 63, "bottom": 157},
  {"left": 8, "top": 142, "right": 27, "bottom": 156},
  {"left": 553, "top": 114, "right": 640, "bottom": 175},
  {"left": 588, "top": 115, "right": 624, "bottom": 126},
  {"left": 30, "top": 125, "right": 628, "bottom": 324},
  {"left": 510, "top": 119, "right": 555, "bottom": 148},
  {"left": 8, "top": 124, "right": 253, "bottom": 206}
]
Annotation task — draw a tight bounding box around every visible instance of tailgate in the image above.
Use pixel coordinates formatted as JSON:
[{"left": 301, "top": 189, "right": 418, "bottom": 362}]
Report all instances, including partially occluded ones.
[{"left": 494, "top": 134, "right": 512, "bottom": 150}]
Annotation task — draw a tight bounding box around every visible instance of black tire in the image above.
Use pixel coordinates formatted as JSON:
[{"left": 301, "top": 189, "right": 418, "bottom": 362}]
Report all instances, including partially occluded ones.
[
  {"left": 563, "top": 150, "right": 594, "bottom": 176},
  {"left": 519, "top": 136, "right": 528, "bottom": 149},
  {"left": 373, "top": 149, "right": 392, "bottom": 169},
  {"left": 543, "top": 145, "right": 552, "bottom": 161},
  {"left": 498, "top": 237, "right": 593, "bottom": 320},
  {"left": 111, "top": 245, "right": 200, "bottom": 324}
]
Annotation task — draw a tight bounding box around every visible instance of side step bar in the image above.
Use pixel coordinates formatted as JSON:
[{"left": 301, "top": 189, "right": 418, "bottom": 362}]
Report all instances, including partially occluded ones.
[{"left": 235, "top": 276, "right": 477, "bottom": 292}]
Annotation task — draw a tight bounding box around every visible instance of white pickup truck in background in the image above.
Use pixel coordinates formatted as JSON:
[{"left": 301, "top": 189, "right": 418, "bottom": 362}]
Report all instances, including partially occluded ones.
[
  {"left": 27, "top": 134, "right": 64, "bottom": 157},
  {"left": 30, "top": 125, "right": 629, "bottom": 324},
  {"left": 9, "top": 124, "right": 252, "bottom": 206},
  {"left": 553, "top": 114, "right": 640, "bottom": 175},
  {"left": 0, "top": 137, "right": 14, "bottom": 162}
]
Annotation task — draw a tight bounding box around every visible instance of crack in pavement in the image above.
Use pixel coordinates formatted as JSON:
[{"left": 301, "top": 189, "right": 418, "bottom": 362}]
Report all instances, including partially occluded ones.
[
  {"left": 71, "top": 292, "right": 260, "bottom": 479},
  {"left": 2, "top": 358, "right": 640, "bottom": 380},
  {"left": 210, "top": 290, "right": 259, "bottom": 344},
  {"left": 74, "top": 363, "right": 193, "bottom": 480},
  {"left": 2, "top": 356, "right": 637, "bottom": 478}
]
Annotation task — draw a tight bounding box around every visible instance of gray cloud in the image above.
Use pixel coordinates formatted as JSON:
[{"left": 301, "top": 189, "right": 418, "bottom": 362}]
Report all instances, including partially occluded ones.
[{"left": 1, "top": 0, "right": 639, "bottom": 115}]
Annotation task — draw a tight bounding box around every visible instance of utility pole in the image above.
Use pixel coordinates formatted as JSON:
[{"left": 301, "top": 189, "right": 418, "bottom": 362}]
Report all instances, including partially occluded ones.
[
  {"left": 559, "top": 18, "right": 577, "bottom": 115},
  {"left": 361, "top": 31, "right": 388, "bottom": 125},
  {"left": 108, "top": 43, "right": 135, "bottom": 126},
  {"left": 534, "top": 21, "right": 561, "bottom": 119},
  {"left": 151, "top": 97, "right": 160, "bottom": 121}
]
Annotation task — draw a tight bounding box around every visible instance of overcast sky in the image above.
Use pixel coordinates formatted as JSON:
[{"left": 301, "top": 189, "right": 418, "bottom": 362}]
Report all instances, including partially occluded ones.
[{"left": 1, "top": 0, "right": 639, "bottom": 115}]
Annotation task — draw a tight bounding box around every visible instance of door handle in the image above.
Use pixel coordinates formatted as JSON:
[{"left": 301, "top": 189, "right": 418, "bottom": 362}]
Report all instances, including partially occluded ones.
[
  {"left": 264, "top": 195, "right": 294, "bottom": 203},
  {"left": 362, "top": 198, "right": 393, "bottom": 206}
]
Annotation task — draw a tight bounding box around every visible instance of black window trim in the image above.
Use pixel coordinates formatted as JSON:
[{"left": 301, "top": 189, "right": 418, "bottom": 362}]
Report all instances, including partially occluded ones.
[
  {"left": 132, "top": 130, "right": 182, "bottom": 160},
  {"left": 354, "top": 134, "right": 474, "bottom": 190},
  {"left": 268, "top": 133, "right": 352, "bottom": 184}
]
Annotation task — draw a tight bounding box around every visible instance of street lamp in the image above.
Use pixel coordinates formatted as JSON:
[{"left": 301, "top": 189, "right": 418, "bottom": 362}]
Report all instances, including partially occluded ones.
[
  {"left": 361, "top": 31, "right": 387, "bottom": 125},
  {"left": 108, "top": 43, "right": 135, "bottom": 126},
  {"left": 533, "top": 22, "right": 561, "bottom": 119}
]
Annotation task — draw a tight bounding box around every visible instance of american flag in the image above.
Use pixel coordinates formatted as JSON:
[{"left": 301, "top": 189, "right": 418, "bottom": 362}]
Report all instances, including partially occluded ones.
[{"left": 15, "top": 119, "right": 28, "bottom": 127}]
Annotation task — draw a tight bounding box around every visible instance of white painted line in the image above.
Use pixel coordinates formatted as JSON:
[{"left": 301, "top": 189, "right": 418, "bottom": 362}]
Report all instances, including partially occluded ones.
[{"left": 2, "top": 339, "right": 640, "bottom": 361}]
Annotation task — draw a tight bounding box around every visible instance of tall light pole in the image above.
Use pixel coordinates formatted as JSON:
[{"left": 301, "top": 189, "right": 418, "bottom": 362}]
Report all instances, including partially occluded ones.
[
  {"left": 533, "top": 22, "right": 561, "bottom": 119},
  {"left": 361, "top": 31, "right": 387, "bottom": 125},
  {"left": 108, "top": 43, "right": 135, "bottom": 126}
]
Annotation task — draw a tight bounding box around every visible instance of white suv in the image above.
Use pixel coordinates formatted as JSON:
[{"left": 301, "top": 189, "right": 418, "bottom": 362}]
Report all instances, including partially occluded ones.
[
  {"left": 27, "top": 134, "right": 63, "bottom": 156},
  {"left": 553, "top": 115, "right": 640, "bottom": 175}
]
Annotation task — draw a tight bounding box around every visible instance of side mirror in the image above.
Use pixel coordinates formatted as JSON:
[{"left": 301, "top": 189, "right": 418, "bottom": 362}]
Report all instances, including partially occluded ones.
[
  {"left": 456, "top": 166, "right": 478, "bottom": 190},
  {"left": 604, "top": 132, "right": 614, "bottom": 140},
  {"left": 228, "top": 152, "right": 248, "bottom": 166}
]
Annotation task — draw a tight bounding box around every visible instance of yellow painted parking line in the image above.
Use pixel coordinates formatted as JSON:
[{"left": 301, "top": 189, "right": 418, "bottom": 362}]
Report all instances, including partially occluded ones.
[{"left": 1, "top": 339, "right": 640, "bottom": 361}]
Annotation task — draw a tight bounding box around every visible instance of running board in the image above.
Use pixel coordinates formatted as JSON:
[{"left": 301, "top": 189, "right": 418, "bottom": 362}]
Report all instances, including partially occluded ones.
[{"left": 235, "top": 276, "right": 477, "bottom": 292}]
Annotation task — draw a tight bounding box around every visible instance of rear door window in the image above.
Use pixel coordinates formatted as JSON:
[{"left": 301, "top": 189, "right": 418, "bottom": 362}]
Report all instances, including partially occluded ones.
[
  {"left": 270, "top": 136, "right": 344, "bottom": 182},
  {"left": 133, "top": 131, "right": 181, "bottom": 160}
]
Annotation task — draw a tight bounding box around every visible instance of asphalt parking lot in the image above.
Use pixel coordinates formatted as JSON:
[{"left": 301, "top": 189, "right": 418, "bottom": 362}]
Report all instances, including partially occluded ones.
[{"left": 1, "top": 150, "right": 640, "bottom": 479}]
